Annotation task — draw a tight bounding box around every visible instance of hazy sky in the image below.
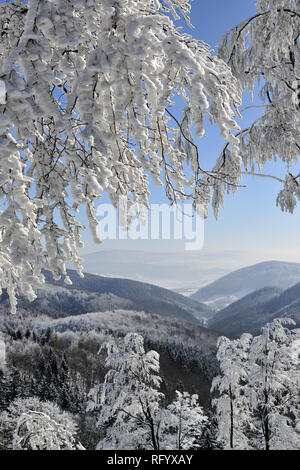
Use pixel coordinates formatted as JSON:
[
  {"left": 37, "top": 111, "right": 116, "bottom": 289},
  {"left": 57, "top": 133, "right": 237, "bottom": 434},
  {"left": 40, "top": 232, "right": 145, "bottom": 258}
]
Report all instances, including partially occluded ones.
[
  {"left": 186, "top": 1, "right": 300, "bottom": 260},
  {"left": 77, "top": 0, "right": 300, "bottom": 263}
]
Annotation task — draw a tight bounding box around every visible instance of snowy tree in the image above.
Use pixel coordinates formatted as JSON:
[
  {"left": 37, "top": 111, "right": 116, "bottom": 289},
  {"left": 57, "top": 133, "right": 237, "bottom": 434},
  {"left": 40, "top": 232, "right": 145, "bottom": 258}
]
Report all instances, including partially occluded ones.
[
  {"left": 0, "top": 396, "right": 80, "bottom": 450},
  {"left": 88, "top": 333, "right": 165, "bottom": 450},
  {"left": 212, "top": 318, "right": 300, "bottom": 450},
  {"left": 13, "top": 410, "right": 85, "bottom": 450},
  {"left": 218, "top": 0, "right": 300, "bottom": 212},
  {"left": 211, "top": 333, "right": 253, "bottom": 449},
  {"left": 246, "top": 318, "right": 300, "bottom": 450},
  {"left": 162, "top": 390, "right": 207, "bottom": 450},
  {"left": 0, "top": 0, "right": 242, "bottom": 312}
]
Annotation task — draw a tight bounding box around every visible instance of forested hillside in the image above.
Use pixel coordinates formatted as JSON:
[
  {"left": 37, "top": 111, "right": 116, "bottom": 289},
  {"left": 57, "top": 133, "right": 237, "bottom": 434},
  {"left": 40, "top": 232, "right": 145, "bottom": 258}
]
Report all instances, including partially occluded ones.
[
  {"left": 208, "top": 283, "right": 300, "bottom": 336},
  {"left": 0, "top": 268, "right": 213, "bottom": 324},
  {"left": 191, "top": 262, "right": 300, "bottom": 309},
  {"left": 0, "top": 307, "right": 221, "bottom": 449}
]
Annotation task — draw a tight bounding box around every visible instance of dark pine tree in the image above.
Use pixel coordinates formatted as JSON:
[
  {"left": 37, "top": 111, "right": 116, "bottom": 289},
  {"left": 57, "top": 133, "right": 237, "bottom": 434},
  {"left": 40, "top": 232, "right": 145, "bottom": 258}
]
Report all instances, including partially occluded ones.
[{"left": 0, "top": 369, "right": 10, "bottom": 411}]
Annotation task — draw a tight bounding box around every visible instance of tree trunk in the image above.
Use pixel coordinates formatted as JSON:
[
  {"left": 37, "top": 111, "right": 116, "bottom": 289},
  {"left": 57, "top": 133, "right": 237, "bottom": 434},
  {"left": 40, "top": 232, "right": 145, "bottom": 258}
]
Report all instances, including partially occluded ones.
[
  {"left": 263, "top": 388, "right": 270, "bottom": 451},
  {"left": 229, "top": 384, "right": 234, "bottom": 448}
]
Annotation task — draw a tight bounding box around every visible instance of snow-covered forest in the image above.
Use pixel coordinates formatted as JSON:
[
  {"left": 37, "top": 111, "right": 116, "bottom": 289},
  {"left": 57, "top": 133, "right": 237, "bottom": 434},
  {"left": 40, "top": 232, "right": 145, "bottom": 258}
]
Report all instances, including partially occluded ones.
[
  {"left": 0, "top": 316, "right": 299, "bottom": 450},
  {"left": 0, "top": 0, "right": 299, "bottom": 452}
]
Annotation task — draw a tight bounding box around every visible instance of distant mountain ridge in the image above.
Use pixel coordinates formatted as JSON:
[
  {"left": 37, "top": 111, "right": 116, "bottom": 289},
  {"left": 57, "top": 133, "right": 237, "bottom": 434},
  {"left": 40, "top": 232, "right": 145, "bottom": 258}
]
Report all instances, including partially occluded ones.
[
  {"left": 0, "top": 269, "right": 213, "bottom": 324},
  {"left": 78, "top": 248, "right": 260, "bottom": 294},
  {"left": 190, "top": 261, "right": 300, "bottom": 308},
  {"left": 208, "top": 283, "right": 300, "bottom": 336}
]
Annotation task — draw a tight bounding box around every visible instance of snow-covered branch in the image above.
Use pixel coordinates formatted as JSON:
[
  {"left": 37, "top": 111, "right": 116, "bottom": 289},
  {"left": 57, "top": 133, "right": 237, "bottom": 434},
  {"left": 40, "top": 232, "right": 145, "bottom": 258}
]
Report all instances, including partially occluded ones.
[
  {"left": 0, "top": 0, "right": 242, "bottom": 312},
  {"left": 217, "top": 0, "right": 300, "bottom": 211}
]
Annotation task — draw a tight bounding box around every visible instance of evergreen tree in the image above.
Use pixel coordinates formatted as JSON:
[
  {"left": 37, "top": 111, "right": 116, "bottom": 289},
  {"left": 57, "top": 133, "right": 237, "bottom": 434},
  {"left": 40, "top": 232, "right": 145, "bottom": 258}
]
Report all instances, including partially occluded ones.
[
  {"left": 15, "top": 330, "right": 23, "bottom": 341},
  {"left": 57, "top": 354, "right": 72, "bottom": 410},
  {"left": 9, "top": 368, "right": 25, "bottom": 402},
  {"left": 0, "top": 369, "right": 10, "bottom": 411},
  {"left": 35, "top": 349, "right": 60, "bottom": 403},
  {"left": 25, "top": 328, "right": 31, "bottom": 340},
  {"left": 199, "top": 412, "right": 223, "bottom": 450}
]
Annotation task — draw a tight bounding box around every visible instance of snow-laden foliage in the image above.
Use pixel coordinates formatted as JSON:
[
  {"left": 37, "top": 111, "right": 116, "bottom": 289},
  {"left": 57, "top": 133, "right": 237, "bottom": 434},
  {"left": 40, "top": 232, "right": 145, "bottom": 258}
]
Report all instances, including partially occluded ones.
[
  {"left": 246, "top": 318, "right": 300, "bottom": 450},
  {"left": 0, "top": 0, "right": 242, "bottom": 313},
  {"left": 87, "top": 332, "right": 210, "bottom": 450},
  {"left": 211, "top": 333, "right": 253, "bottom": 449},
  {"left": 88, "top": 332, "right": 165, "bottom": 450},
  {"left": 0, "top": 319, "right": 217, "bottom": 449},
  {"left": 218, "top": 0, "right": 300, "bottom": 210},
  {"left": 0, "top": 396, "right": 80, "bottom": 450},
  {"left": 13, "top": 410, "right": 85, "bottom": 450},
  {"left": 162, "top": 391, "right": 207, "bottom": 449},
  {"left": 213, "top": 318, "right": 300, "bottom": 450}
]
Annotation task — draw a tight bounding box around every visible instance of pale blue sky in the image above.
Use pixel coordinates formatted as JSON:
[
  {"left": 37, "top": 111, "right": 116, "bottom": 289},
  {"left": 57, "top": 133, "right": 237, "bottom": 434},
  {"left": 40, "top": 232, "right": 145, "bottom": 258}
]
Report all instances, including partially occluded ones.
[
  {"left": 85, "top": 0, "right": 300, "bottom": 261},
  {"left": 184, "top": 1, "right": 300, "bottom": 259}
]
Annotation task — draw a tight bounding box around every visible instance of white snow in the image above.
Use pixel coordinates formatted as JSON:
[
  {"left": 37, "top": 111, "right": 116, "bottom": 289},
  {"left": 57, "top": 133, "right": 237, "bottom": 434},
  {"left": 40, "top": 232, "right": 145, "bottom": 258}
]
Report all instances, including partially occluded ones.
[{"left": 0, "top": 79, "right": 6, "bottom": 104}]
